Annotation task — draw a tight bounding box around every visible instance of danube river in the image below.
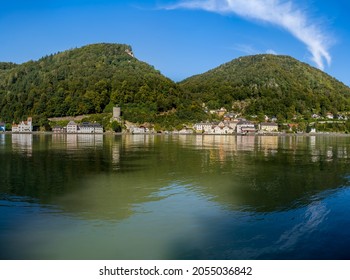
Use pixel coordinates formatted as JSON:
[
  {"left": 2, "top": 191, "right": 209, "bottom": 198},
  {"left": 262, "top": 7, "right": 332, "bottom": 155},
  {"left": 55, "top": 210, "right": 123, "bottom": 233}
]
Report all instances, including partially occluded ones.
[{"left": 1, "top": 133, "right": 350, "bottom": 259}]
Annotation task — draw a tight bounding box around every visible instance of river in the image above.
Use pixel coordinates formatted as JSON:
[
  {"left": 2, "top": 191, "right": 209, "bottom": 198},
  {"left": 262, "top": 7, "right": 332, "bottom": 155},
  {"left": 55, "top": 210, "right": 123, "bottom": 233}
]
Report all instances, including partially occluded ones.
[{"left": 1, "top": 133, "right": 350, "bottom": 259}]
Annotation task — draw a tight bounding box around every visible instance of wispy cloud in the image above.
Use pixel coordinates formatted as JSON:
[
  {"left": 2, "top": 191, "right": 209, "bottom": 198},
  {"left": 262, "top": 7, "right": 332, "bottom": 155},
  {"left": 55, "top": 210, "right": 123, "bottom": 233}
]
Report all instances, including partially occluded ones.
[
  {"left": 266, "top": 49, "right": 278, "bottom": 55},
  {"left": 165, "top": 0, "right": 332, "bottom": 70},
  {"left": 233, "top": 44, "right": 259, "bottom": 55}
]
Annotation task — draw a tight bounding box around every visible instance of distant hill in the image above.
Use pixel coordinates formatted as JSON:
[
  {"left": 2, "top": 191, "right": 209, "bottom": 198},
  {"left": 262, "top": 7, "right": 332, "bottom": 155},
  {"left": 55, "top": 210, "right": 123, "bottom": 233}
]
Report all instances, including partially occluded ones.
[
  {"left": 179, "top": 54, "right": 350, "bottom": 119},
  {"left": 0, "top": 43, "right": 184, "bottom": 124}
]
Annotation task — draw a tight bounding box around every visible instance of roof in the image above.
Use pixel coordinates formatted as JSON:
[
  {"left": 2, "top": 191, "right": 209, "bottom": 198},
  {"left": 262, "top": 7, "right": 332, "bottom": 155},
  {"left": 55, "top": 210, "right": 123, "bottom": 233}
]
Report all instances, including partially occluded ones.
[
  {"left": 237, "top": 121, "right": 254, "bottom": 125},
  {"left": 67, "top": 121, "right": 77, "bottom": 125},
  {"left": 260, "top": 122, "right": 278, "bottom": 126}
]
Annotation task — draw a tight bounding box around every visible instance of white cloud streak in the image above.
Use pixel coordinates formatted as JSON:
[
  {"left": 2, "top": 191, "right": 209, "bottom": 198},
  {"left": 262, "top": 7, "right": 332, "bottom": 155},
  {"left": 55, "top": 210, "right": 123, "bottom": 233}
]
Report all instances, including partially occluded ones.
[{"left": 166, "top": 0, "right": 332, "bottom": 70}]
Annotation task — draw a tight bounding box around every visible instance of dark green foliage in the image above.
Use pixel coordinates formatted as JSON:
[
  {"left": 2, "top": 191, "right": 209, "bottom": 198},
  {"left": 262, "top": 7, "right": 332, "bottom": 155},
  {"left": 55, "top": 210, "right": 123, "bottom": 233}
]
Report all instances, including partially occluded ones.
[
  {"left": 0, "top": 62, "right": 18, "bottom": 71},
  {"left": 179, "top": 55, "right": 350, "bottom": 120},
  {"left": 315, "top": 121, "right": 350, "bottom": 133},
  {"left": 111, "top": 121, "right": 122, "bottom": 132}
]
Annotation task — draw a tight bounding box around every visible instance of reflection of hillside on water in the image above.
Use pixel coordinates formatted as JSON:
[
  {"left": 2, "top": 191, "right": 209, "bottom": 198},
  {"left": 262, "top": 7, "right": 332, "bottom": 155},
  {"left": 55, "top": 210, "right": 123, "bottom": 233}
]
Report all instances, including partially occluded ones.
[
  {"left": 2, "top": 134, "right": 350, "bottom": 221},
  {"left": 191, "top": 135, "right": 350, "bottom": 213}
]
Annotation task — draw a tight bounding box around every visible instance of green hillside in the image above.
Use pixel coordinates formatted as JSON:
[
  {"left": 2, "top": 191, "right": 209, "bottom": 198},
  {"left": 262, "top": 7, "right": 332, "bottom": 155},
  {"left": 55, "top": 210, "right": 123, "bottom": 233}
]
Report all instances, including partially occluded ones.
[
  {"left": 2, "top": 47, "right": 350, "bottom": 128},
  {"left": 179, "top": 54, "right": 350, "bottom": 120},
  {"left": 0, "top": 43, "right": 203, "bottom": 126}
]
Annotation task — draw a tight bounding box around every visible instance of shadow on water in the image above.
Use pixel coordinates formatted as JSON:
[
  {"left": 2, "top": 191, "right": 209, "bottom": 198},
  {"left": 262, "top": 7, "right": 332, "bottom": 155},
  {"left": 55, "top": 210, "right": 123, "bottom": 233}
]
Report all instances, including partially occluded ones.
[{"left": 168, "top": 185, "right": 350, "bottom": 260}]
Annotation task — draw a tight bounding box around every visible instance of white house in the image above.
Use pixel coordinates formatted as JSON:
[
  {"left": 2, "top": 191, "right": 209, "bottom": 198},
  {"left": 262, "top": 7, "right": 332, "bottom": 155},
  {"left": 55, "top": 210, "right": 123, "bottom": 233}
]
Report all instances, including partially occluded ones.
[
  {"left": 259, "top": 122, "right": 279, "bottom": 133},
  {"left": 178, "top": 128, "right": 193, "bottom": 134},
  {"left": 224, "top": 120, "right": 238, "bottom": 132},
  {"left": 130, "top": 126, "right": 147, "bottom": 134},
  {"left": 194, "top": 122, "right": 214, "bottom": 133},
  {"left": 52, "top": 126, "right": 65, "bottom": 133},
  {"left": 212, "top": 125, "right": 234, "bottom": 134},
  {"left": 66, "top": 121, "right": 78, "bottom": 133},
  {"left": 12, "top": 117, "right": 33, "bottom": 132},
  {"left": 78, "top": 122, "right": 103, "bottom": 134},
  {"left": 236, "top": 121, "right": 256, "bottom": 134},
  {"left": 326, "top": 113, "right": 334, "bottom": 119},
  {"left": 79, "top": 122, "right": 95, "bottom": 134},
  {"left": 93, "top": 124, "right": 103, "bottom": 134}
]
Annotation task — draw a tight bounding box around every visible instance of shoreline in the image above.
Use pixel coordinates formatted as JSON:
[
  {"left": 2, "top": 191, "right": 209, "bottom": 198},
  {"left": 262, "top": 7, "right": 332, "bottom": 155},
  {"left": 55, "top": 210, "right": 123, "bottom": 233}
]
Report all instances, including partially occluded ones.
[{"left": 1, "top": 131, "right": 350, "bottom": 137}]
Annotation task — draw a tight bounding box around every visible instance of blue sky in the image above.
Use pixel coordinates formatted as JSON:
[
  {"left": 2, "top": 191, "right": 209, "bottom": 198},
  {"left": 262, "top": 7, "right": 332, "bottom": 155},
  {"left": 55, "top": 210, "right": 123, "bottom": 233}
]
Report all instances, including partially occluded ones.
[{"left": 1, "top": 0, "right": 349, "bottom": 85}]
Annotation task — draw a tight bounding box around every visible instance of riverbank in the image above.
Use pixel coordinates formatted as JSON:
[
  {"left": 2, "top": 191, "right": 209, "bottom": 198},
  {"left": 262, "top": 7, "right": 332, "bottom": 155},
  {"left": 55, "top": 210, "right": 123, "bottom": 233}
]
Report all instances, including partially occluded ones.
[{"left": 2, "top": 131, "right": 350, "bottom": 137}]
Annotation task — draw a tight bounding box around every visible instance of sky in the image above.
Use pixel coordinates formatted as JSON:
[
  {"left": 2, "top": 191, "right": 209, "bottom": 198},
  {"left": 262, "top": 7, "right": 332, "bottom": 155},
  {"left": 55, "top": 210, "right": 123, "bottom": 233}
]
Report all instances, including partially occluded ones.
[{"left": 1, "top": 0, "right": 350, "bottom": 85}]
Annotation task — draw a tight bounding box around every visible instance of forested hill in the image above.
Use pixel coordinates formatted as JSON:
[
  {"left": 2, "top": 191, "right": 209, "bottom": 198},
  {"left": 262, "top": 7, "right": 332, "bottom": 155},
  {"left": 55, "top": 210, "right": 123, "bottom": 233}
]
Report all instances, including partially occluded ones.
[
  {"left": 179, "top": 54, "right": 350, "bottom": 119},
  {"left": 0, "top": 43, "right": 185, "bottom": 123},
  {"left": 2, "top": 46, "right": 350, "bottom": 126}
]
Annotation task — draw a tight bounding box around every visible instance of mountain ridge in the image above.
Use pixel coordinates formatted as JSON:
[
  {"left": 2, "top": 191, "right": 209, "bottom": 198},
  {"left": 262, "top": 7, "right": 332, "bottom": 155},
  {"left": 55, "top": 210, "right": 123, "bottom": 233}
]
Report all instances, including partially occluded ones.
[{"left": 0, "top": 44, "right": 350, "bottom": 126}]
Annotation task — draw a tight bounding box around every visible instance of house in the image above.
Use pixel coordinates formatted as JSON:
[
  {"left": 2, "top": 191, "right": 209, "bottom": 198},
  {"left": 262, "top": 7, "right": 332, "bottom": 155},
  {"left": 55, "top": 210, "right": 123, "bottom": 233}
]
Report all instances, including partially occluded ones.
[
  {"left": 216, "top": 108, "right": 227, "bottom": 117},
  {"left": 216, "top": 125, "right": 234, "bottom": 134},
  {"left": 326, "top": 113, "right": 334, "bottom": 119},
  {"left": 12, "top": 117, "right": 33, "bottom": 132},
  {"left": 79, "top": 122, "right": 95, "bottom": 134},
  {"left": 224, "top": 120, "right": 238, "bottom": 132},
  {"left": 194, "top": 122, "right": 214, "bottom": 133},
  {"left": 178, "top": 128, "right": 193, "bottom": 134},
  {"left": 288, "top": 123, "right": 299, "bottom": 132},
  {"left": 0, "top": 122, "right": 5, "bottom": 132},
  {"left": 259, "top": 122, "right": 279, "bottom": 133},
  {"left": 79, "top": 122, "right": 103, "bottom": 134},
  {"left": 236, "top": 121, "right": 256, "bottom": 134},
  {"left": 270, "top": 116, "right": 278, "bottom": 122},
  {"left": 93, "top": 123, "right": 103, "bottom": 134},
  {"left": 130, "top": 126, "right": 147, "bottom": 134},
  {"left": 209, "top": 108, "right": 227, "bottom": 117},
  {"left": 213, "top": 126, "right": 223, "bottom": 134},
  {"left": 52, "top": 126, "right": 65, "bottom": 133},
  {"left": 66, "top": 121, "right": 78, "bottom": 133},
  {"left": 337, "top": 114, "right": 348, "bottom": 120},
  {"left": 223, "top": 113, "right": 238, "bottom": 121}
]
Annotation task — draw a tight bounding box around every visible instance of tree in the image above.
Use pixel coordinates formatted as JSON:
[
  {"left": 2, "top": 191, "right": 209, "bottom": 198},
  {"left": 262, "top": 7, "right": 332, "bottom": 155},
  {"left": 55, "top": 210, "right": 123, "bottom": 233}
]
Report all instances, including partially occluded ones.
[{"left": 111, "top": 121, "right": 122, "bottom": 132}]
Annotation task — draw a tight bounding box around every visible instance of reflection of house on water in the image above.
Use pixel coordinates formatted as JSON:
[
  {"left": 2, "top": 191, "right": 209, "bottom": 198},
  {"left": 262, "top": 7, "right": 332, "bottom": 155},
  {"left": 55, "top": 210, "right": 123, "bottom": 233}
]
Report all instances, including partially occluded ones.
[
  {"left": 188, "top": 135, "right": 237, "bottom": 164},
  {"left": 179, "top": 135, "right": 237, "bottom": 151},
  {"left": 309, "top": 136, "right": 321, "bottom": 163},
  {"left": 123, "top": 134, "right": 153, "bottom": 151},
  {"left": 66, "top": 134, "right": 103, "bottom": 150},
  {"left": 112, "top": 141, "right": 121, "bottom": 170},
  {"left": 258, "top": 136, "right": 278, "bottom": 156},
  {"left": 11, "top": 134, "right": 33, "bottom": 156},
  {"left": 236, "top": 135, "right": 256, "bottom": 152},
  {"left": 52, "top": 134, "right": 103, "bottom": 150}
]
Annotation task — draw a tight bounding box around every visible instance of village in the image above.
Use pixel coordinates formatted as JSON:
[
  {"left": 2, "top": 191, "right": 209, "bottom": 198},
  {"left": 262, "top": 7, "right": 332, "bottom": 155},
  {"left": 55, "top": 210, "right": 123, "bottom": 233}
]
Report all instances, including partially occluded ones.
[
  {"left": 0, "top": 106, "right": 348, "bottom": 135},
  {"left": 128, "top": 116, "right": 279, "bottom": 135}
]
